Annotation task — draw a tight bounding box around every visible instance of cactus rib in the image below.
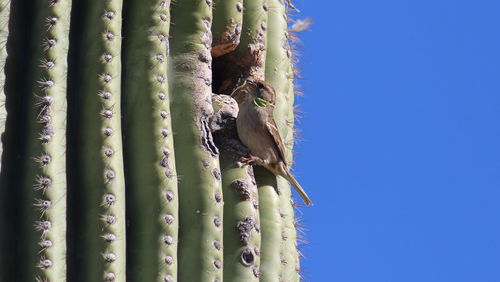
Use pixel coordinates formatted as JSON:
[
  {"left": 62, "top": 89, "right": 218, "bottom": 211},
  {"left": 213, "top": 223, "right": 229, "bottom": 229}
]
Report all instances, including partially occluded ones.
[
  {"left": 265, "top": 0, "right": 300, "bottom": 280},
  {"left": 122, "top": 0, "right": 179, "bottom": 280},
  {"left": 68, "top": 0, "right": 126, "bottom": 280},
  {"left": 20, "top": 0, "right": 72, "bottom": 280},
  {"left": 170, "top": 0, "right": 224, "bottom": 281}
]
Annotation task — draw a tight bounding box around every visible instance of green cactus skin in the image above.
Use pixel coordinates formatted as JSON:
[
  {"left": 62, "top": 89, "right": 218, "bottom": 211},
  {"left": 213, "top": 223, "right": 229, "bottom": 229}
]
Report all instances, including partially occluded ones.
[
  {"left": 16, "top": 0, "right": 72, "bottom": 280},
  {"left": 265, "top": 1, "right": 301, "bottom": 280},
  {"left": 68, "top": 0, "right": 126, "bottom": 281},
  {"left": 279, "top": 83, "right": 301, "bottom": 281},
  {"left": 212, "top": 0, "right": 243, "bottom": 57},
  {"left": 169, "top": 1, "right": 224, "bottom": 281},
  {"left": 122, "top": 0, "right": 179, "bottom": 281},
  {"left": 254, "top": 167, "right": 283, "bottom": 282},
  {"left": 220, "top": 155, "right": 261, "bottom": 282}
]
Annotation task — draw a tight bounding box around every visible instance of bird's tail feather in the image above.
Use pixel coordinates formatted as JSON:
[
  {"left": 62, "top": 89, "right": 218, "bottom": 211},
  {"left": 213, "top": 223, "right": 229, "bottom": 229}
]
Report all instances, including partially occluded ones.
[{"left": 284, "top": 170, "right": 313, "bottom": 206}]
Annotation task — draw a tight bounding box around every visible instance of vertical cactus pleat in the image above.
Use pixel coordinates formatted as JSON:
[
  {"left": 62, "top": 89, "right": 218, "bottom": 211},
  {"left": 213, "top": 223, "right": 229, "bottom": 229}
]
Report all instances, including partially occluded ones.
[
  {"left": 254, "top": 167, "right": 283, "bottom": 281},
  {"left": 122, "top": 0, "right": 178, "bottom": 281},
  {"left": 169, "top": 0, "right": 224, "bottom": 281},
  {"left": 17, "top": 0, "right": 72, "bottom": 280},
  {"left": 265, "top": 0, "right": 300, "bottom": 280},
  {"left": 68, "top": 0, "right": 126, "bottom": 281},
  {"left": 212, "top": 0, "right": 243, "bottom": 57}
]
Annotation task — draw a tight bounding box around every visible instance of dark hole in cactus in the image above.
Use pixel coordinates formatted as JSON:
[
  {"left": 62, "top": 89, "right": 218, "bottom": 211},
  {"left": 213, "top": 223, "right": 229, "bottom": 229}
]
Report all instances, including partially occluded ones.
[{"left": 239, "top": 248, "right": 255, "bottom": 267}]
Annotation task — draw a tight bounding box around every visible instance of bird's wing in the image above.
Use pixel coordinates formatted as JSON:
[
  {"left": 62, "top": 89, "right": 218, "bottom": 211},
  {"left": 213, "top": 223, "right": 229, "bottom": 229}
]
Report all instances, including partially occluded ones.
[{"left": 265, "top": 108, "right": 289, "bottom": 167}]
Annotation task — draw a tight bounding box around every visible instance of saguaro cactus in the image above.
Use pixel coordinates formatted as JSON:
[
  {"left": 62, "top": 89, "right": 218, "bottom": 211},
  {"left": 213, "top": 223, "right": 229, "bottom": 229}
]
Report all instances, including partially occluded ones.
[{"left": 0, "top": 0, "right": 307, "bottom": 281}]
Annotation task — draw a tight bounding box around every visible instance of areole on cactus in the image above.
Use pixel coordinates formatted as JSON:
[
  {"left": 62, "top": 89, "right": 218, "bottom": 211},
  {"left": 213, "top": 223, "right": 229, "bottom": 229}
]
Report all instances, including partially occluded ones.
[{"left": 0, "top": 0, "right": 307, "bottom": 281}]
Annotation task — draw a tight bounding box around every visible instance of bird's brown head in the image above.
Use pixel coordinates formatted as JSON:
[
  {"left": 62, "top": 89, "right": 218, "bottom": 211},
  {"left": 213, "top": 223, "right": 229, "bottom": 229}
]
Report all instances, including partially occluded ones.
[{"left": 230, "top": 79, "right": 276, "bottom": 105}]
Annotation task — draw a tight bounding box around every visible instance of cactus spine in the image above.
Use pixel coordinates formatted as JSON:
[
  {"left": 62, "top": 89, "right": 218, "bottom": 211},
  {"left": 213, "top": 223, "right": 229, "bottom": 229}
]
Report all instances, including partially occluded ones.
[{"left": 0, "top": 0, "right": 308, "bottom": 281}]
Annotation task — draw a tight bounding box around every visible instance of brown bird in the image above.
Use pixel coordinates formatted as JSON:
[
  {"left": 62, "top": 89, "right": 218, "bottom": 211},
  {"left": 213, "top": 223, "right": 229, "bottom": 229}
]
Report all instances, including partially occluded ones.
[{"left": 231, "top": 79, "right": 313, "bottom": 206}]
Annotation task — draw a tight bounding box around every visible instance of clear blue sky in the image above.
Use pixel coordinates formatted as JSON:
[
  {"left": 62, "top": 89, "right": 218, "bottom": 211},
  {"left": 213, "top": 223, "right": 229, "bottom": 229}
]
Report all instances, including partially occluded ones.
[{"left": 292, "top": 1, "right": 500, "bottom": 281}]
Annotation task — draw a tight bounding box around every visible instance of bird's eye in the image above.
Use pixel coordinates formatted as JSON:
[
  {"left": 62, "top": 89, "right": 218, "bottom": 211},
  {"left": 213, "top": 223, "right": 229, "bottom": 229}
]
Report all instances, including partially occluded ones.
[{"left": 257, "top": 83, "right": 264, "bottom": 89}]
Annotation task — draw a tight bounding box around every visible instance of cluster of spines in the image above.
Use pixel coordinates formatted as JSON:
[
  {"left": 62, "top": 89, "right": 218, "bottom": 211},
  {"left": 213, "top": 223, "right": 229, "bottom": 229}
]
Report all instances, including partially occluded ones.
[{"left": 31, "top": 0, "right": 71, "bottom": 280}]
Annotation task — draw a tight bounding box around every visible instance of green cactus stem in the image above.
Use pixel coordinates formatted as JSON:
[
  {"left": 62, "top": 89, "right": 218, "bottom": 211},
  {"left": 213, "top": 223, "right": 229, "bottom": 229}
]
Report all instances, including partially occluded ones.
[
  {"left": 122, "top": 0, "right": 179, "bottom": 281},
  {"left": 254, "top": 167, "right": 283, "bottom": 282},
  {"left": 212, "top": 0, "right": 243, "bottom": 57},
  {"left": 16, "top": 0, "right": 72, "bottom": 280},
  {"left": 220, "top": 156, "right": 262, "bottom": 281},
  {"left": 68, "top": 0, "right": 126, "bottom": 280},
  {"left": 170, "top": 0, "right": 224, "bottom": 281},
  {"left": 265, "top": 0, "right": 301, "bottom": 280}
]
